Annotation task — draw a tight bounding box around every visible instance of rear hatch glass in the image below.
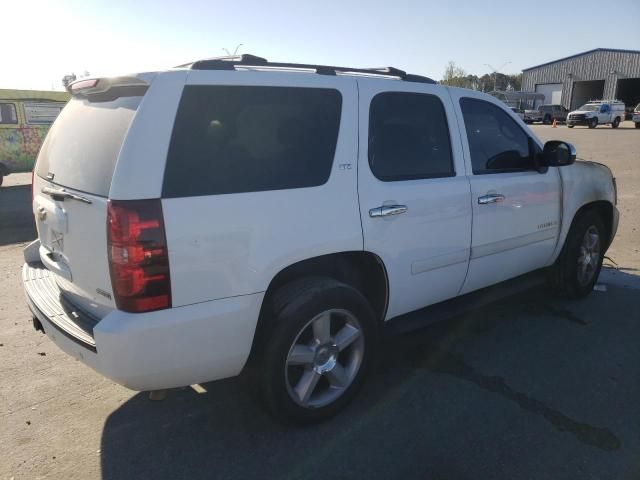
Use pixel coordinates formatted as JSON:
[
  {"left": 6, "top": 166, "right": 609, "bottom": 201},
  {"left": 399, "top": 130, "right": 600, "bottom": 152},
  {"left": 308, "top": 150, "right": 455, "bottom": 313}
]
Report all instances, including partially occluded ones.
[{"left": 36, "top": 95, "right": 142, "bottom": 196}]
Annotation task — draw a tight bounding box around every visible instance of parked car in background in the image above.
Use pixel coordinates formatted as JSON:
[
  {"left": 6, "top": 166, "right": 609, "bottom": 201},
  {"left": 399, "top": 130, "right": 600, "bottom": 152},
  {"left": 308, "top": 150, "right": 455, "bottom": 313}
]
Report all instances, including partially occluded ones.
[
  {"left": 22, "top": 55, "right": 618, "bottom": 423},
  {"left": 510, "top": 106, "right": 525, "bottom": 120},
  {"left": 539, "top": 104, "right": 569, "bottom": 124},
  {"left": 624, "top": 105, "right": 635, "bottom": 121},
  {"left": 567, "top": 100, "right": 626, "bottom": 129},
  {"left": 633, "top": 103, "right": 640, "bottom": 129},
  {"left": 523, "top": 104, "right": 568, "bottom": 124},
  {"left": 0, "top": 89, "right": 70, "bottom": 186},
  {"left": 523, "top": 108, "right": 542, "bottom": 123}
]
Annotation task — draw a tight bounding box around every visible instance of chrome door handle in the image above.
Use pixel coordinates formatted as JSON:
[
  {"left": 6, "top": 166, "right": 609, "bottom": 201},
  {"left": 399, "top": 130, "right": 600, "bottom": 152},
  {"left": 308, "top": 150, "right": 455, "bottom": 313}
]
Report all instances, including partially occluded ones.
[
  {"left": 369, "top": 205, "right": 408, "bottom": 218},
  {"left": 478, "top": 194, "right": 505, "bottom": 205}
]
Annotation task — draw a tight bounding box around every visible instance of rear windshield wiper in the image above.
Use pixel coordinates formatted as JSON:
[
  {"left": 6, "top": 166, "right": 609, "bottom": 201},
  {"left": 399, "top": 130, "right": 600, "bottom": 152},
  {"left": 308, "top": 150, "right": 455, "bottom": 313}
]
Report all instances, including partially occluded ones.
[{"left": 41, "top": 187, "right": 92, "bottom": 204}]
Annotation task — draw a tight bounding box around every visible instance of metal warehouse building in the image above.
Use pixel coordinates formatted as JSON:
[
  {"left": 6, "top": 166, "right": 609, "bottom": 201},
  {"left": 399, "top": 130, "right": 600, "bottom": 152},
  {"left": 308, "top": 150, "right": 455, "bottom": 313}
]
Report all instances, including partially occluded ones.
[{"left": 522, "top": 48, "right": 640, "bottom": 110}]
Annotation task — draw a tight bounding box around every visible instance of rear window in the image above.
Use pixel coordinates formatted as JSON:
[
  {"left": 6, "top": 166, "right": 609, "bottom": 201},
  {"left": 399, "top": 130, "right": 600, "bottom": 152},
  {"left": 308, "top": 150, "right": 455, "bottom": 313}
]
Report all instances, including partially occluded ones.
[
  {"left": 36, "top": 96, "right": 142, "bottom": 197},
  {"left": 162, "top": 85, "right": 342, "bottom": 198}
]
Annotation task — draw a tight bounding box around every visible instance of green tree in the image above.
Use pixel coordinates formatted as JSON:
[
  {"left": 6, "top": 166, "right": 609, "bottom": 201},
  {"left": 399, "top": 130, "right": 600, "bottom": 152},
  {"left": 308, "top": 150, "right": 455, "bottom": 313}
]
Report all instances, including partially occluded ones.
[
  {"left": 441, "top": 61, "right": 468, "bottom": 88},
  {"left": 440, "top": 62, "right": 522, "bottom": 92}
]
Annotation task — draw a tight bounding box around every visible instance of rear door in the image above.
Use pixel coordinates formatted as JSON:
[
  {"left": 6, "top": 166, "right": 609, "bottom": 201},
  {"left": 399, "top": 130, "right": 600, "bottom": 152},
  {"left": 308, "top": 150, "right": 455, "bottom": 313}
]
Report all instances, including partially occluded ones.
[
  {"left": 357, "top": 80, "right": 472, "bottom": 320},
  {"left": 32, "top": 79, "right": 154, "bottom": 317},
  {"left": 159, "top": 71, "right": 362, "bottom": 307}
]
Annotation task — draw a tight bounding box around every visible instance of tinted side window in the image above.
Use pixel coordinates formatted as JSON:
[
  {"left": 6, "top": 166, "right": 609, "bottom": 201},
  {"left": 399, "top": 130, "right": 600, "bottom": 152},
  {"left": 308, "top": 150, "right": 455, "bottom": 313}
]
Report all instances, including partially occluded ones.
[
  {"left": 163, "top": 86, "right": 342, "bottom": 198},
  {"left": 368, "top": 92, "right": 453, "bottom": 181},
  {"left": 0, "top": 103, "right": 18, "bottom": 124},
  {"left": 460, "top": 98, "right": 533, "bottom": 174}
]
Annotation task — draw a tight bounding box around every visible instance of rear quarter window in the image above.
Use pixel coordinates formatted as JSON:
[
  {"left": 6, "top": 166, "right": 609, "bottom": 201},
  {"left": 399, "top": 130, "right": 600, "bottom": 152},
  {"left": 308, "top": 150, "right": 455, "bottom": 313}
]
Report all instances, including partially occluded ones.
[{"left": 162, "top": 85, "right": 342, "bottom": 198}]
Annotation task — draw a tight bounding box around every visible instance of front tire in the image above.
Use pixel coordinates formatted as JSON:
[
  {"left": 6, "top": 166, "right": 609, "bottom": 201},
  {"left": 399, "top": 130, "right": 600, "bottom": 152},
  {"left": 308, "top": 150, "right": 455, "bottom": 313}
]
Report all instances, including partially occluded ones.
[
  {"left": 550, "top": 210, "right": 606, "bottom": 298},
  {"left": 588, "top": 118, "right": 598, "bottom": 129},
  {"left": 543, "top": 114, "right": 552, "bottom": 125},
  {"left": 567, "top": 124, "right": 574, "bottom": 128},
  {"left": 635, "top": 122, "right": 640, "bottom": 129},
  {"left": 259, "top": 277, "right": 378, "bottom": 424}
]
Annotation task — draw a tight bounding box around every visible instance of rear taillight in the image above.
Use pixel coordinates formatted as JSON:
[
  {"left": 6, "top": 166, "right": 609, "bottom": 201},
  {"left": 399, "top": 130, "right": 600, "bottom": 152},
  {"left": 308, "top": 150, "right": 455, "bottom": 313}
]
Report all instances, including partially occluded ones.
[{"left": 107, "top": 199, "right": 171, "bottom": 313}]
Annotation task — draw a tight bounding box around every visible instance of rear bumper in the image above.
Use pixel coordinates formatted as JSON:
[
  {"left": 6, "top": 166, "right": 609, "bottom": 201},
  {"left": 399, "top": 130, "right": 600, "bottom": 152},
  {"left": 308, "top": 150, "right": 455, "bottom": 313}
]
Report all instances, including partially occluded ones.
[{"left": 22, "top": 260, "right": 263, "bottom": 391}]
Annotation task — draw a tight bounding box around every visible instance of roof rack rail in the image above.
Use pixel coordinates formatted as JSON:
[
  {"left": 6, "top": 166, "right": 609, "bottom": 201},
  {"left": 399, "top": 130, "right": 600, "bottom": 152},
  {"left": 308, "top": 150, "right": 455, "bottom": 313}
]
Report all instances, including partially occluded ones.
[{"left": 180, "top": 54, "right": 436, "bottom": 84}]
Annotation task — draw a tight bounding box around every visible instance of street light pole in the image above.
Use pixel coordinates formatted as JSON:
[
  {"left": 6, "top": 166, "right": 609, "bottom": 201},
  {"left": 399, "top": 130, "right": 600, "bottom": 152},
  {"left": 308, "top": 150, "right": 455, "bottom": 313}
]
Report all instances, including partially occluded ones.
[{"left": 484, "top": 61, "right": 512, "bottom": 91}]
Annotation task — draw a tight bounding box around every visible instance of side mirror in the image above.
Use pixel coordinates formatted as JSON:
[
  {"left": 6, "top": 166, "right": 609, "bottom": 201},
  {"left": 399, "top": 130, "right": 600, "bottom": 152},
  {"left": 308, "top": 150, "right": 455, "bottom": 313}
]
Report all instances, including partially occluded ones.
[{"left": 542, "top": 140, "right": 576, "bottom": 167}]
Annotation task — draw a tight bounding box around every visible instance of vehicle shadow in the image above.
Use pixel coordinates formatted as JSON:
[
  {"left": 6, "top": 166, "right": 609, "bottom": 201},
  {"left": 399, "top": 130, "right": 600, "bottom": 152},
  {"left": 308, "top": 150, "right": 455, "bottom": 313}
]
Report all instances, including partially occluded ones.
[
  {"left": 100, "top": 268, "right": 639, "bottom": 480},
  {"left": 0, "top": 184, "right": 36, "bottom": 246}
]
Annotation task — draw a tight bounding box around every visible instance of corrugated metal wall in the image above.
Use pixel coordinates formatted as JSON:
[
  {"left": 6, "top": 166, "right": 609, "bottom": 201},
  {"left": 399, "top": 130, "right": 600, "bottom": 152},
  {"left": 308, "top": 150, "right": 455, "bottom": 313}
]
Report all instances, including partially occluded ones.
[{"left": 522, "top": 50, "right": 640, "bottom": 108}]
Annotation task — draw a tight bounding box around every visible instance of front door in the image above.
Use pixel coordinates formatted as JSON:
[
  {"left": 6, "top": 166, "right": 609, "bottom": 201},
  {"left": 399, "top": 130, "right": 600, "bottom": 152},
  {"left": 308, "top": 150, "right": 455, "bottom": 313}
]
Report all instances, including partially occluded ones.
[
  {"left": 450, "top": 91, "right": 562, "bottom": 294},
  {"left": 357, "top": 80, "right": 472, "bottom": 320}
]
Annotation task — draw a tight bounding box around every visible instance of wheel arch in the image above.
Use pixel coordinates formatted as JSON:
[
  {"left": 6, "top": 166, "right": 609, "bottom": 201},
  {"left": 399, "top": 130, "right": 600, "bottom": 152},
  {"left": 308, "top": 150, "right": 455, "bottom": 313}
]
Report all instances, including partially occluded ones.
[
  {"left": 558, "top": 200, "right": 615, "bottom": 260},
  {"left": 574, "top": 200, "right": 614, "bottom": 249},
  {"left": 246, "top": 251, "right": 389, "bottom": 366}
]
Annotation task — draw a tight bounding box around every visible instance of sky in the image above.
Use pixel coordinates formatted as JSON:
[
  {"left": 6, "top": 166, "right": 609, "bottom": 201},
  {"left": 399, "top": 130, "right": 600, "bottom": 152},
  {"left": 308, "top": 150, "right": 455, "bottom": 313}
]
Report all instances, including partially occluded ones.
[{"left": 2, "top": 0, "right": 639, "bottom": 91}]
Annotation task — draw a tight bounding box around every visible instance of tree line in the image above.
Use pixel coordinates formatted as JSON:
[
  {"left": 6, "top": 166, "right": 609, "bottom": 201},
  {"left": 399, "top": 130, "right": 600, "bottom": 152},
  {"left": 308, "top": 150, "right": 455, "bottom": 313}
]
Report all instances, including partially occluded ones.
[{"left": 440, "top": 61, "right": 522, "bottom": 92}]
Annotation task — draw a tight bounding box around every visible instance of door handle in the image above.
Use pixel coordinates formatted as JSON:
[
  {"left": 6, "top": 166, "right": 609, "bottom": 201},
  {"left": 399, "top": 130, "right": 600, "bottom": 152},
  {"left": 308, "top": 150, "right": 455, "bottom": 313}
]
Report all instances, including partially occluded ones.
[
  {"left": 478, "top": 194, "right": 505, "bottom": 205},
  {"left": 369, "top": 205, "right": 408, "bottom": 218}
]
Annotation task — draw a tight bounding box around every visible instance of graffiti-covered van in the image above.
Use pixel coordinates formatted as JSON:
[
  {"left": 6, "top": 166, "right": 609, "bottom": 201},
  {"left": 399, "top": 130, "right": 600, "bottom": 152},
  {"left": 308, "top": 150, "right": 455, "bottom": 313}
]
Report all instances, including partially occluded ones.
[{"left": 0, "top": 89, "right": 70, "bottom": 185}]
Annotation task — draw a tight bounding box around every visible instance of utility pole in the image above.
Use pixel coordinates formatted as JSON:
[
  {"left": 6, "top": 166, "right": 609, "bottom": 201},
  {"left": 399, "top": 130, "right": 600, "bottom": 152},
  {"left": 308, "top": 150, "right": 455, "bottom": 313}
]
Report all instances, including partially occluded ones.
[{"left": 484, "top": 61, "right": 511, "bottom": 91}]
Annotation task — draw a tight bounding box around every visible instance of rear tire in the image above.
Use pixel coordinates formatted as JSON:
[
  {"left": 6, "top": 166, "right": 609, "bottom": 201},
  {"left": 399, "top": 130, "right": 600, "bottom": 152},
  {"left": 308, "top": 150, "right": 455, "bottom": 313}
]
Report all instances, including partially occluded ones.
[
  {"left": 588, "top": 118, "right": 598, "bottom": 129},
  {"left": 567, "top": 125, "right": 574, "bottom": 128},
  {"left": 612, "top": 117, "right": 620, "bottom": 128},
  {"left": 258, "top": 277, "right": 378, "bottom": 424},
  {"left": 543, "top": 114, "right": 552, "bottom": 125},
  {"left": 550, "top": 210, "right": 606, "bottom": 298},
  {"left": 0, "top": 174, "right": 3, "bottom": 186}
]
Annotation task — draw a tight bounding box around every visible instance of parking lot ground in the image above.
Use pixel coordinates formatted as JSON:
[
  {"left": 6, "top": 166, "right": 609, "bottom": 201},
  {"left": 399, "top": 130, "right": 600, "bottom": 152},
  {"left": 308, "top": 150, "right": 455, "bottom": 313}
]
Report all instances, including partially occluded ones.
[{"left": 0, "top": 123, "right": 639, "bottom": 480}]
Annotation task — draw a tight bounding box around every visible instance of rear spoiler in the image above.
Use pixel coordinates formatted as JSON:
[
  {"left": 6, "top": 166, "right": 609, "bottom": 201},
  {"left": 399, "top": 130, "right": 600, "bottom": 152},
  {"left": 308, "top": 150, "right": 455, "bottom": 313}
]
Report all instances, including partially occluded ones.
[{"left": 67, "top": 76, "right": 148, "bottom": 101}]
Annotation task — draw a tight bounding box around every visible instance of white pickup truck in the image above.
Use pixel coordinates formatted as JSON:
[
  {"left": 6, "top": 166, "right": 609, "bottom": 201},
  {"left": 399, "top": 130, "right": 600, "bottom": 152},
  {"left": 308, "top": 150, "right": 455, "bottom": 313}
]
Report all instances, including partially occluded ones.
[
  {"left": 22, "top": 55, "right": 619, "bottom": 423},
  {"left": 567, "top": 100, "right": 626, "bottom": 128}
]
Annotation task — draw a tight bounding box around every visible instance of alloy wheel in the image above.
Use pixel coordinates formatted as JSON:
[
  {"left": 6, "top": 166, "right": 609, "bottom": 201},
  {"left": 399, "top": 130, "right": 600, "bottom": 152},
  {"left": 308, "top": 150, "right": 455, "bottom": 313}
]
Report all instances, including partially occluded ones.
[
  {"left": 284, "top": 309, "right": 365, "bottom": 408},
  {"left": 577, "top": 225, "right": 600, "bottom": 286}
]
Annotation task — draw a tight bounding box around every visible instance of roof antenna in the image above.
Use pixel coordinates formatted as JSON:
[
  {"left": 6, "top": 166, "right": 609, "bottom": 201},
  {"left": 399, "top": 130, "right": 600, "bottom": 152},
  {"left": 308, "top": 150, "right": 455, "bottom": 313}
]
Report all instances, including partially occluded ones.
[{"left": 222, "top": 44, "right": 244, "bottom": 56}]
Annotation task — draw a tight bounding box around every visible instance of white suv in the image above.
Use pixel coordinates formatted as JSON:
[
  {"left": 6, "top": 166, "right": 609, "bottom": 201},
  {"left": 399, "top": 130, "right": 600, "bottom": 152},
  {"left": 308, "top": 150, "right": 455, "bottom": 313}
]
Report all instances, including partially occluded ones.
[{"left": 23, "top": 55, "right": 618, "bottom": 423}]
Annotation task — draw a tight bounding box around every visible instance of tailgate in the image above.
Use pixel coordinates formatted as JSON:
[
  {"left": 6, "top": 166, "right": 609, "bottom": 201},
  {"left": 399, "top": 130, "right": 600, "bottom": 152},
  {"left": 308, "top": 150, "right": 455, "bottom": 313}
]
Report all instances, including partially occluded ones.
[
  {"left": 32, "top": 81, "right": 147, "bottom": 317},
  {"left": 33, "top": 176, "right": 113, "bottom": 316}
]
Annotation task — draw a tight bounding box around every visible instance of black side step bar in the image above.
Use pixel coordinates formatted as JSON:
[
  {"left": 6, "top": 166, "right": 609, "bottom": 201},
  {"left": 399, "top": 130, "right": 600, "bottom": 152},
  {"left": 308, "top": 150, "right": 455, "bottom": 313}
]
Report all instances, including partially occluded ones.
[{"left": 385, "top": 269, "right": 548, "bottom": 335}]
